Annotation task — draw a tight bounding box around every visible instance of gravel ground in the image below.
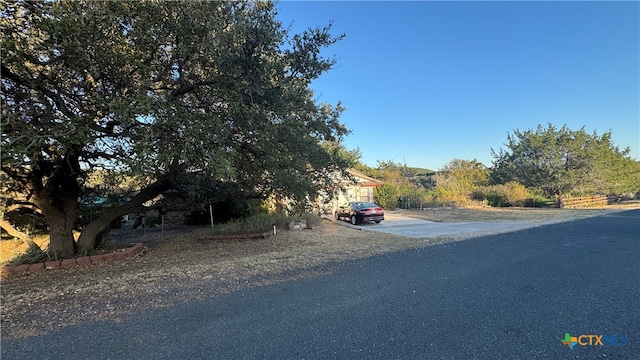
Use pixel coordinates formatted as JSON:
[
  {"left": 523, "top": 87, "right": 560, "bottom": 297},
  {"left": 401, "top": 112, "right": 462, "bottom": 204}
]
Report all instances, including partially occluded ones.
[{"left": 1, "top": 206, "right": 637, "bottom": 339}]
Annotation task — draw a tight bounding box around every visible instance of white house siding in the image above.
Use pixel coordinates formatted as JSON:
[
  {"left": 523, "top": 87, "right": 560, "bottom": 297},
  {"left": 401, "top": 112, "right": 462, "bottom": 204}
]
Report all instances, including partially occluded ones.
[{"left": 327, "top": 169, "right": 383, "bottom": 213}]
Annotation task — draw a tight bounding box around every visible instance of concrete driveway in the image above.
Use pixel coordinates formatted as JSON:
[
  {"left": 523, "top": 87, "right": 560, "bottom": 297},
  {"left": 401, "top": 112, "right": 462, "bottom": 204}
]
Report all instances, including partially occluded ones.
[{"left": 342, "top": 212, "right": 534, "bottom": 238}]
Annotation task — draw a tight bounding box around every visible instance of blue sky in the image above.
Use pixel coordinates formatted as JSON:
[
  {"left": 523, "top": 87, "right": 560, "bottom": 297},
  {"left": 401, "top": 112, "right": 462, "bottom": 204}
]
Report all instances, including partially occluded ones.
[{"left": 275, "top": 1, "right": 639, "bottom": 171}]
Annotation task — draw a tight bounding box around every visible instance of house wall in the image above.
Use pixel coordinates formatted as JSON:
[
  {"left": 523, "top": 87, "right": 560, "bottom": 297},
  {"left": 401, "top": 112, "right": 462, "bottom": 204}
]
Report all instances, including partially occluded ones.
[
  {"left": 269, "top": 169, "right": 383, "bottom": 216},
  {"left": 329, "top": 186, "right": 376, "bottom": 213},
  {"left": 338, "top": 186, "right": 375, "bottom": 203}
]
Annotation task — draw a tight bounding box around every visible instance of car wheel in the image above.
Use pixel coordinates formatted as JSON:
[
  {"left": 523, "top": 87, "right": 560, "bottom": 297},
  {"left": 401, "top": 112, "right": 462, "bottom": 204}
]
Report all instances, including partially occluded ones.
[
  {"left": 351, "top": 215, "right": 358, "bottom": 225},
  {"left": 375, "top": 220, "right": 381, "bottom": 224}
]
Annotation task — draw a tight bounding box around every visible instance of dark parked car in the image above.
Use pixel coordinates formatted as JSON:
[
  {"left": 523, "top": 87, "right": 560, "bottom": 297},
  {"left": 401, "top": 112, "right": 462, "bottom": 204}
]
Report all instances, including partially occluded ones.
[{"left": 334, "top": 201, "right": 384, "bottom": 225}]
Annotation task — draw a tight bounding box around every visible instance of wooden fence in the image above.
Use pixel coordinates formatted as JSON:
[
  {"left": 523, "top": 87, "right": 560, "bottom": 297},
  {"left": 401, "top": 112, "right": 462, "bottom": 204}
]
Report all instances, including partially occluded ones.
[{"left": 558, "top": 195, "right": 618, "bottom": 208}]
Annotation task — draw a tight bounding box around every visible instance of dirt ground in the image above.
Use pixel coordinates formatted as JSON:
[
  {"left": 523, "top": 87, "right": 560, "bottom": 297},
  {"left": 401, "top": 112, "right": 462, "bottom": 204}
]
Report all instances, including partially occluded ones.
[{"left": 1, "top": 205, "right": 638, "bottom": 339}]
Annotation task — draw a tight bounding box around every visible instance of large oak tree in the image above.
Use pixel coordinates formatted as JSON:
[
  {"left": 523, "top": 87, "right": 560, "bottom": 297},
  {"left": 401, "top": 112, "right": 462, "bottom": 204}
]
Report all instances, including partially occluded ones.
[{"left": 1, "top": 1, "right": 351, "bottom": 258}]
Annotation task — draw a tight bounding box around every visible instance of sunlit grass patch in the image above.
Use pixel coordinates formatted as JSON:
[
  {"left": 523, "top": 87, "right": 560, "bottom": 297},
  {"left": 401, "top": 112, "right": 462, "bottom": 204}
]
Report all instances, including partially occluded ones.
[{"left": 0, "top": 234, "right": 49, "bottom": 265}]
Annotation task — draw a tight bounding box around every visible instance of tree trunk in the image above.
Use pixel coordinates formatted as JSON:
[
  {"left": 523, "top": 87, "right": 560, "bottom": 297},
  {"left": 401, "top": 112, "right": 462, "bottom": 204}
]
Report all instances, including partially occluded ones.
[
  {"left": 77, "top": 214, "right": 117, "bottom": 252},
  {"left": 28, "top": 166, "right": 81, "bottom": 259},
  {"left": 77, "top": 178, "right": 171, "bottom": 252},
  {"left": 0, "top": 218, "right": 41, "bottom": 251},
  {"left": 40, "top": 195, "right": 79, "bottom": 259},
  {"left": 47, "top": 217, "right": 77, "bottom": 258}
]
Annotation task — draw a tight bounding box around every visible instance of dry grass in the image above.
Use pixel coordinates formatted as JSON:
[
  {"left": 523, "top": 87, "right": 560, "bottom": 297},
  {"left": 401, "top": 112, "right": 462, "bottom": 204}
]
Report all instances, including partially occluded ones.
[
  {"left": 0, "top": 221, "right": 432, "bottom": 339},
  {"left": 0, "top": 234, "right": 50, "bottom": 265}
]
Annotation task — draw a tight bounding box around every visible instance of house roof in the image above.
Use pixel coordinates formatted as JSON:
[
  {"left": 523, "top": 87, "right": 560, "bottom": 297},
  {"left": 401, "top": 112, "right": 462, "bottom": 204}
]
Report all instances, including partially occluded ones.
[{"left": 346, "top": 168, "right": 384, "bottom": 187}]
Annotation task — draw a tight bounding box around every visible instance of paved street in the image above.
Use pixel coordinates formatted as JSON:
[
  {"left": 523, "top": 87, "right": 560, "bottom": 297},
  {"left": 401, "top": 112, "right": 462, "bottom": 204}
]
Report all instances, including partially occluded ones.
[{"left": 2, "top": 210, "right": 638, "bottom": 359}]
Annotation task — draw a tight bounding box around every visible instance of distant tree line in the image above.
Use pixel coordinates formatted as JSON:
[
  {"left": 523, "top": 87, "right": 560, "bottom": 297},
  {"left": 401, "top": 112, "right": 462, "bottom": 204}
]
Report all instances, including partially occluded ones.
[
  {"left": 355, "top": 124, "right": 640, "bottom": 209},
  {"left": 491, "top": 124, "right": 639, "bottom": 197}
]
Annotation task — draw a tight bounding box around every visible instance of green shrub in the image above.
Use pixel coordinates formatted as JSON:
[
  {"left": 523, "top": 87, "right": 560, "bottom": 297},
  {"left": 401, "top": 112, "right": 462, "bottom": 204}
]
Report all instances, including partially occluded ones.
[
  {"left": 472, "top": 182, "right": 534, "bottom": 207},
  {"left": 474, "top": 186, "right": 507, "bottom": 207},
  {"left": 528, "top": 188, "right": 556, "bottom": 207},
  {"left": 374, "top": 184, "right": 399, "bottom": 210},
  {"left": 502, "top": 181, "right": 532, "bottom": 207},
  {"left": 396, "top": 185, "right": 429, "bottom": 209}
]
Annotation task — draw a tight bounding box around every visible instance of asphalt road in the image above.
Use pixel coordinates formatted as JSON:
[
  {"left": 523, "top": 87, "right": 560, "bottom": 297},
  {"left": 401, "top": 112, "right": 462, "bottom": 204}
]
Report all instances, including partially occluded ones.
[{"left": 3, "top": 210, "right": 639, "bottom": 359}]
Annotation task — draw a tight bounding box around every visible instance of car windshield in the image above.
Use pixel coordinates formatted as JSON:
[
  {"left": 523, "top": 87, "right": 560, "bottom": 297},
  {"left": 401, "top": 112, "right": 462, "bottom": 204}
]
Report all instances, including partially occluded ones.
[{"left": 354, "top": 202, "right": 378, "bottom": 209}]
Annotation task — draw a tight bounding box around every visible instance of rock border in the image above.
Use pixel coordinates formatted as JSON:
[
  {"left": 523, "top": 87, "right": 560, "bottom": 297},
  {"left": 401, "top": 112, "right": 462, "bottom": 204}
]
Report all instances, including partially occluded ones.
[{"left": 0, "top": 243, "right": 145, "bottom": 276}]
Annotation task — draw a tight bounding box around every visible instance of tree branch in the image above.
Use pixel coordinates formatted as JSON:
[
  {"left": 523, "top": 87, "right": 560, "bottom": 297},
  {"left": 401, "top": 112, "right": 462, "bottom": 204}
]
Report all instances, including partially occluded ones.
[
  {"left": 172, "top": 79, "right": 219, "bottom": 97},
  {"left": 0, "top": 218, "right": 41, "bottom": 251},
  {"left": 76, "top": 175, "right": 176, "bottom": 250}
]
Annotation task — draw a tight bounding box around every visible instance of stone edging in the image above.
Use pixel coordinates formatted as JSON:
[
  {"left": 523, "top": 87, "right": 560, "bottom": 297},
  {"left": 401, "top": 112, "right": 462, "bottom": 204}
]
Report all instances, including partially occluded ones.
[{"left": 0, "top": 243, "right": 145, "bottom": 276}]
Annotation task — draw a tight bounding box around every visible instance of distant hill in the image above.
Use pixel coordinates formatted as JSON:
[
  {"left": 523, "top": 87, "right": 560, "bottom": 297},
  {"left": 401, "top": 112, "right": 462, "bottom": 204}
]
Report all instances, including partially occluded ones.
[
  {"left": 353, "top": 163, "right": 436, "bottom": 189},
  {"left": 405, "top": 166, "right": 436, "bottom": 177}
]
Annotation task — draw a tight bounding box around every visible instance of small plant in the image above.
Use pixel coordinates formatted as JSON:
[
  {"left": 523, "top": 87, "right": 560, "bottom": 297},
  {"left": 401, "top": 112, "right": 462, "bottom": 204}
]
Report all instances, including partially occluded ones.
[
  {"left": 6, "top": 246, "right": 50, "bottom": 265},
  {"left": 203, "top": 212, "right": 322, "bottom": 236}
]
